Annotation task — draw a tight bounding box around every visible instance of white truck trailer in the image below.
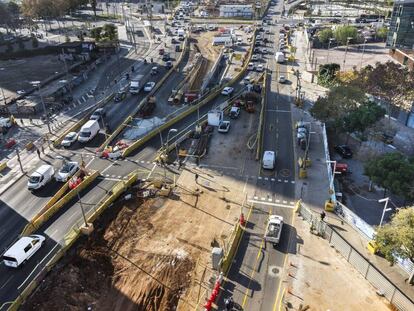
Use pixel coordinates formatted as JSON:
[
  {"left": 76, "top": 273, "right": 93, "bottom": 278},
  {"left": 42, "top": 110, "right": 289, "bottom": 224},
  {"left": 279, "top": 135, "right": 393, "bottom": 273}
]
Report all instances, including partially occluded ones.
[{"left": 129, "top": 74, "right": 145, "bottom": 94}]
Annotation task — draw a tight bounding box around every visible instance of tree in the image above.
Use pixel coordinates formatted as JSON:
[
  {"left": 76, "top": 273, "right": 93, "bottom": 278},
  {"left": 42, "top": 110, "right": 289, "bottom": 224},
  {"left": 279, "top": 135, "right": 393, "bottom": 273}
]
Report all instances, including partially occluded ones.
[
  {"left": 353, "top": 62, "right": 414, "bottom": 118},
  {"left": 334, "top": 25, "right": 357, "bottom": 45},
  {"left": 0, "top": 2, "right": 12, "bottom": 32},
  {"left": 364, "top": 153, "right": 414, "bottom": 201},
  {"left": 376, "top": 27, "right": 388, "bottom": 41},
  {"left": 318, "top": 28, "right": 333, "bottom": 44},
  {"left": 90, "top": 0, "right": 97, "bottom": 17},
  {"left": 310, "top": 85, "right": 364, "bottom": 124},
  {"left": 318, "top": 63, "right": 340, "bottom": 87},
  {"left": 90, "top": 26, "right": 102, "bottom": 41},
  {"left": 341, "top": 101, "right": 386, "bottom": 134},
  {"left": 102, "top": 23, "right": 117, "bottom": 42},
  {"left": 7, "top": 1, "right": 20, "bottom": 16},
  {"left": 375, "top": 208, "right": 414, "bottom": 283}
]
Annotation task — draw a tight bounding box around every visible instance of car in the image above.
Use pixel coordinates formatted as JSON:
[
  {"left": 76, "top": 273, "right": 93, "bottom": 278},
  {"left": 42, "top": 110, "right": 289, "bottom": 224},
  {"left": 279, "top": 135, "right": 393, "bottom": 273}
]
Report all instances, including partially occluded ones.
[
  {"left": 218, "top": 120, "right": 231, "bottom": 133},
  {"left": 243, "top": 75, "right": 254, "bottom": 85},
  {"left": 150, "top": 66, "right": 159, "bottom": 75},
  {"left": 261, "top": 48, "right": 268, "bottom": 54},
  {"left": 278, "top": 75, "right": 287, "bottom": 83},
  {"left": 247, "top": 62, "right": 255, "bottom": 70},
  {"left": 17, "top": 90, "right": 26, "bottom": 95},
  {"left": 90, "top": 108, "right": 105, "bottom": 120},
  {"left": 61, "top": 131, "right": 78, "bottom": 147},
  {"left": 256, "top": 34, "right": 262, "bottom": 40},
  {"left": 255, "top": 41, "right": 262, "bottom": 47},
  {"left": 256, "top": 64, "right": 264, "bottom": 72},
  {"left": 2, "top": 235, "right": 46, "bottom": 268},
  {"left": 165, "top": 60, "right": 173, "bottom": 69},
  {"left": 144, "top": 81, "right": 156, "bottom": 92},
  {"left": 162, "top": 54, "right": 171, "bottom": 61},
  {"left": 56, "top": 161, "right": 79, "bottom": 182},
  {"left": 265, "top": 29, "right": 271, "bottom": 34},
  {"left": 252, "top": 54, "right": 260, "bottom": 61},
  {"left": 114, "top": 90, "right": 127, "bottom": 102},
  {"left": 263, "top": 38, "right": 269, "bottom": 43},
  {"left": 229, "top": 106, "right": 241, "bottom": 119},
  {"left": 221, "top": 87, "right": 234, "bottom": 96},
  {"left": 334, "top": 145, "right": 353, "bottom": 158},
  {"left": 254, "top": 47, "right": 260, "bottom": 53}
]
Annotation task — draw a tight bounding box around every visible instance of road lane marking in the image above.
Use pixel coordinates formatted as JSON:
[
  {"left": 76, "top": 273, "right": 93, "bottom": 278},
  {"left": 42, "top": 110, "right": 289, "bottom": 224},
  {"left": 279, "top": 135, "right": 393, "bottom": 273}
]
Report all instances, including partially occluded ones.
[
  {"left": 0, "top": 275, "right": 14, "bottom": 290},
  {"left": 248, "top": 199, "right": 295, "bottom": 209},
  {"left": 18, "top": 243, "right": 61, "bottom": 291}
]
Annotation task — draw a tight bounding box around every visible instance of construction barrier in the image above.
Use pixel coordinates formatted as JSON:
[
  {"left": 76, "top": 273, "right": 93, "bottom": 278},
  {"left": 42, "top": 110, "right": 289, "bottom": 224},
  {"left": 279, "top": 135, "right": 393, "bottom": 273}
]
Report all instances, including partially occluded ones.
[
  {"left": 0, "top": 161, "right": 7, "bottom": 173},
  {"left": 20, "top": 170, "right": 100, "bottom": 237},
  {"left": 96, "top": 38, "right": 190, "bottom": 153},
  {"left": 7, "top": 172, "right": 138, "bottom": 311},
  {"left": 220, "top": 222, "right": 243, "bottom": 275},
  {"left": 256, "top": 68, "right": 268, "bottom": 160},
  {"left": 52, "top": 93, "right": 115, "bottom": 147}
]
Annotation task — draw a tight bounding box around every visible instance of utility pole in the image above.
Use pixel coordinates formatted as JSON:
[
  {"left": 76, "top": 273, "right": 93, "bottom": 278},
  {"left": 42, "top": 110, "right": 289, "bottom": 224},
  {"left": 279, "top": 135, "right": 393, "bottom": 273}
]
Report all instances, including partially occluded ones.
[
  {"left": 77, "top": 191, "right": 89, "bottom": 228},
  {"left": 342, "top": 37, "right": 352, "bottom": 72}
]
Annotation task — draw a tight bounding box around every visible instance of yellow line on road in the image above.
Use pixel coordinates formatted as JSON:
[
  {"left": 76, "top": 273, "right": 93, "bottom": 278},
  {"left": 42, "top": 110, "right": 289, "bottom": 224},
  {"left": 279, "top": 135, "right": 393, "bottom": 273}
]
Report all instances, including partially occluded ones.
[
  {"left": 241, "top": 238, "right": 265, "bottom": 309},
  {"left": 241, "top": 209, "right": 270, "bottom": 308},
  {"left": 273, "top": 202, "right": 297, "bottom": 311}
]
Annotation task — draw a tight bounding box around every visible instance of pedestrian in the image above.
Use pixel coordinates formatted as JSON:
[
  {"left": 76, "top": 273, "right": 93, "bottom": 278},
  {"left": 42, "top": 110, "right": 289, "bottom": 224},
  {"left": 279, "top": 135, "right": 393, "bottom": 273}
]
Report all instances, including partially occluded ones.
[
  {"left": 41, "top": 145, "right": 45, "bottom": 154},
  {"left": 36, "top": 148, "right": 41, "bottom": 159},
  {"left": 195, "top": 173, "right": 199, "bottom": 183},
  {"left": 20, "top": 119, "right": 24, "bottom": 126},
  {"left": 320, "top": 210, "right": 326, "bottom": 221}
]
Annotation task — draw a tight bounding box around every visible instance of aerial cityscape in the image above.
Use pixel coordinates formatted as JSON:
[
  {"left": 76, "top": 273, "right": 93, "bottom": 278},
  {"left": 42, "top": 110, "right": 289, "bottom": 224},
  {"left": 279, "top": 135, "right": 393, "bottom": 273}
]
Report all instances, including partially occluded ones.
[{"left": 0, "top": 0, "right": 413, "bottom": 310}]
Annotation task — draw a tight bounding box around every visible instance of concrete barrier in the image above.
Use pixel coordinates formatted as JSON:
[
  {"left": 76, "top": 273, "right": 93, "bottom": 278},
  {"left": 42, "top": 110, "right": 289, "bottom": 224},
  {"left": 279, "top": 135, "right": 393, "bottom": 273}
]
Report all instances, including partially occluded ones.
[
  {"left": 52, "top": 93, "right": 115, "bottom": 147},
  {"left": 221, "top": 222, "right": 243, "bottom": 275},
  {"left": 0, "top": 161, "right": 7, "bottom": 173},
  {"left": 96, "top": 38, "right": 190, "bottom": 153},
  {"left": 20, "top": 170, "right": 100, "bottom": 236}
]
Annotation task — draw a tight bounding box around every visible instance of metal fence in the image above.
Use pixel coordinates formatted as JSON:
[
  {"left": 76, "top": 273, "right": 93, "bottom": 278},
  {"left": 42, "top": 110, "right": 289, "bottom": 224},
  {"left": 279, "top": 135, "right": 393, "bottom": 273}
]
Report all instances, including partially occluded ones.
[{"left": 298, "top": 202, "right": 414, "bottom": 311}]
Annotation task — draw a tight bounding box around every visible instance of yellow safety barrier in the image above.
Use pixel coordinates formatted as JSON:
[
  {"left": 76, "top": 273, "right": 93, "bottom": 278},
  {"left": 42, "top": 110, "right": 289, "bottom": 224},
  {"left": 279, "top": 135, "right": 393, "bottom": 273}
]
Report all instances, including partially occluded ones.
[
  {"left": 20, "top": 170, "right": 100, "bottom": 236},
  {"left": 25, "top": 141, "right": 34, "bottom": 151},
  {"left": 97, "top": 115, "right": 132, "bottom": 151},
  {"left": 367, "top": 240, "right": 379, "bottom": 254},
  {"left": 122, "top": 31, "right": 255, "bottom": 158},
  {"left": 221, "top": 222, "right": 243, "bottom": 275},
  {"left": 0, "top": 161, "right": 7, "bottom": 173},
  {"left": 52, "top": 93, "right": 115, "bottom": 147},
  {"left": 8, "top": 171, "right": 138, "bottom": 311},
  {"left": 96, "top": 38, "right": 190, "bottom": 153}
]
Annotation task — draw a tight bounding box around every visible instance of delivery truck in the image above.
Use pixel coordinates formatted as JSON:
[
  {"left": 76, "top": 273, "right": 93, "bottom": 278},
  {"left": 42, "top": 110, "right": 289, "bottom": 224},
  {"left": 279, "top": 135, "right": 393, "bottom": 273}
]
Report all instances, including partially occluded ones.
[
  {"left": 264, "top": 215, "right": 284, "bottom": 246},
  {"left": 275, "top": 52, "right": 285, "bottom": 63},
  {"left": 129, "top": 74, "right": 145, "bottom": 94}
]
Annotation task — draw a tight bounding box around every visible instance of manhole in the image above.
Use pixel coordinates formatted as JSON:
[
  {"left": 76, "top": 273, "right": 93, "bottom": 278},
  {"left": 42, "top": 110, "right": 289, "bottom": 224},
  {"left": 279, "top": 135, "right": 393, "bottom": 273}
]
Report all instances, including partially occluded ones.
[{"left": 272, "top": 267, "right": 279, "bottom": 274}]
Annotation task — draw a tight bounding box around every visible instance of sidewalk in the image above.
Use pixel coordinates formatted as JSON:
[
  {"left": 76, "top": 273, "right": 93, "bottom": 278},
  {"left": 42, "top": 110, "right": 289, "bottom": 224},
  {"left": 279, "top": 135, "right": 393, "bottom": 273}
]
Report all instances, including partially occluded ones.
[{"left": 289, "top": 62, "right": 414, "bottom": 303}]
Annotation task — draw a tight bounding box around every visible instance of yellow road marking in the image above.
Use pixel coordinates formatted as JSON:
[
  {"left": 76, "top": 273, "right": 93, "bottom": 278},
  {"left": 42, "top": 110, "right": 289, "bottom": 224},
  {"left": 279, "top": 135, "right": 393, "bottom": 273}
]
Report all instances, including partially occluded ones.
[
  {"left": 241, "top": 210, "right": 270, "bottom": 308},
  {"left": 273, "top": 202, "right": 297, "bottom": 311}
]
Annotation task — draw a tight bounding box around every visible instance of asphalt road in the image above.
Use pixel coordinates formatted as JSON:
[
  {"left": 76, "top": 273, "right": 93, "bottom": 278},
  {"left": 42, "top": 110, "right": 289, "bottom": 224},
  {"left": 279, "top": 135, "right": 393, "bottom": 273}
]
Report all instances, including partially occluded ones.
[
  {"left": 218, "top": 0, "right": 297, "bottom": 310},
  {"left": 0, "top": 25, "right": 257, "bottom": 307}
]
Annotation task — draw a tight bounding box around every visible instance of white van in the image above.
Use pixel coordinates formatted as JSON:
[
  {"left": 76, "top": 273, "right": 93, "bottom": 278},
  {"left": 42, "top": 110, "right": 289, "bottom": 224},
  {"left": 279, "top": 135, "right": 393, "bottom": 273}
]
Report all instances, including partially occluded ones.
[
  {"left": 78, "top": 120, "right": 100, "bottom": 143},
  {"left": 262, "top": 151, "right": 276, "bottom": 169},
  {"left": 27, "top": 164, "right": 54, "bottom": 190},
  {"left": 3, "top": 235, "right": 46, "bottom": 268}
]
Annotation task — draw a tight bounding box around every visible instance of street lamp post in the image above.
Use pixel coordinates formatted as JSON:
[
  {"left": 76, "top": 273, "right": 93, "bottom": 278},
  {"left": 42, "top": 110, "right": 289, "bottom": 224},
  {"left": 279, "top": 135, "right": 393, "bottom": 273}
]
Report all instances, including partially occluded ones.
[
  {"left": 342, "top": 37, "right": 353, "bottom": 71},
  {"left": 77, "top": 191, "right": 89, "bottom": 228},
  {"left": 326, "top": 38, "right": 334, "bottom": 64},
  {"left": 359, "top": 38, "right": 367, "bottom": 69},
  {"left": 31, "top": 81, "right": 51, "bottom": 134},
  {"left": 378, "top": 197, "right": 392, "bottom": 227}
]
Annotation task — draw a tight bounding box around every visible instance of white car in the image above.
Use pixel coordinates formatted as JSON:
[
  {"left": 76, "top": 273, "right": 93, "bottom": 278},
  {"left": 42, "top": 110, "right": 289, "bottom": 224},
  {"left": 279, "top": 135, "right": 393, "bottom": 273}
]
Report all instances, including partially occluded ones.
[
  {"left": 144, "top": 81, "right": 156, "bottom": 92},
  {"left": 261, "top": 48, "right": 268, "bottom": 54},
  {"left": 90, "top": 108, "right": 105, "bottom": 121},
  {"left": 247, "top": 62, "right": 255, "bottom": 71},
  {"left": 56, "top": 161, "right": 79, "bottom": 182},
  {"left": 221, "top": 87, "right": 234, "bottom": 96},
  {"left": 252, "top": 54, "right": 260, "bottom": 61},
  {"left": 61, "top": 132, "right": 78, "bottom": 147},
  {"left": 229, "top": 106, "right": 241, "bottom": 119},
  {"left": 265, "top": 29, "right": 271, "bottom": 34},
  {"left": 256, "top": 64, "right": 264, "bottom": 72},
  {"left": 218, "top": 120, "right": 231, "bottom": 133},
  {"left": 279, "top": 75, "right": 287, "bottom": 83}
]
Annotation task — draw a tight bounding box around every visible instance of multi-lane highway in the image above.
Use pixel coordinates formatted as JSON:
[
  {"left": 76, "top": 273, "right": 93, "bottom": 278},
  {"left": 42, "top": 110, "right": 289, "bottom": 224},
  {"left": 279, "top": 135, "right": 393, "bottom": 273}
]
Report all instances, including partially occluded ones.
[{"left": 218, "top": 0, "right": 298, "bottom": 309}]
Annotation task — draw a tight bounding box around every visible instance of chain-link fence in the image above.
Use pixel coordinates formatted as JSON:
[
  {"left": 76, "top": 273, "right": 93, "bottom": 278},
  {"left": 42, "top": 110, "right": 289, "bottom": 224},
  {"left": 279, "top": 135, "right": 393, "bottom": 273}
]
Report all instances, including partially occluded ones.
[{"left": 298, "top": 201, "right": 414, "bottom": 311}]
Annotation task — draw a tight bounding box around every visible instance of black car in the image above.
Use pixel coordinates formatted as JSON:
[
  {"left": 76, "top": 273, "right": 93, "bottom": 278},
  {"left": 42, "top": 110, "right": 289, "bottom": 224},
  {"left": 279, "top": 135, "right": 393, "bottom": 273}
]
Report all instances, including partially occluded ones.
[
  {"left": 254, "top": 47, "right": 260, "bottom": 53},
  {"left": 162, "top": 54, "right": 171, "bottom": 62},
  {"left": 114, "top": 91, "right": 127, "bottom": 102},
  {"left": 334, "top": 145, "right": 353, "bottom": 158}
]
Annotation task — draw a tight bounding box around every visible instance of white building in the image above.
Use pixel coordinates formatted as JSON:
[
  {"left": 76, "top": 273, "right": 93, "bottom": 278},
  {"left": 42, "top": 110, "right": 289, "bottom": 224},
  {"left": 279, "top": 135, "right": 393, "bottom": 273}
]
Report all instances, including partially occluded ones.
[{"left": 219, "top": 4, "right": 254, "bottom": 18}]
